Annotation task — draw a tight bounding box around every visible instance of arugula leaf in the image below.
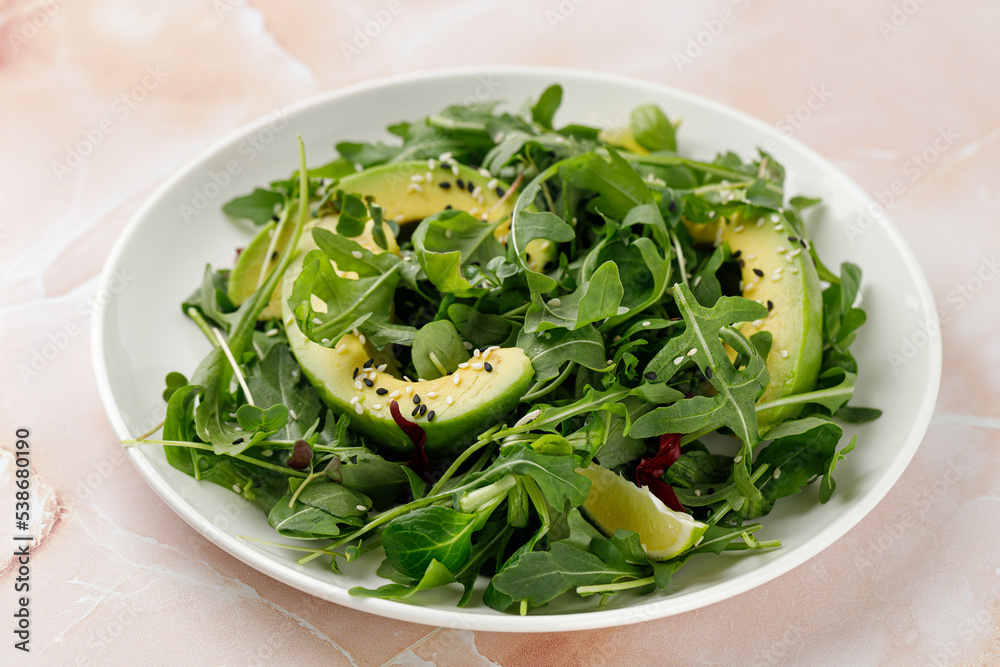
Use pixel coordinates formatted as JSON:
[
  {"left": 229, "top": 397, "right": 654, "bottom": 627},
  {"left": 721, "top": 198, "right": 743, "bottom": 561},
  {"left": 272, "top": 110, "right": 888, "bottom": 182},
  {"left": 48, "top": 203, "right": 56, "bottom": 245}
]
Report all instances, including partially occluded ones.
[
  {"left": 222, "top": 188, "right": 284, "bottom": 225},
  {"left": 819, "top": 434, "right": 857, "bottom": 503},
  {"left": 448, "top": 304, "right": 513, "bottom": 348},
  {"left": 630, "top": 104, "right": 677, "bottom": 152},
  {"left": 523, "top": 261, "right": 624, "bottom": 332},
  {"left": 462, "top": 444, "right": 591, "bottom": 509},
  {"left": 411, "top": 320, "right": 470, "bottom": 380},
  {"left": 531, "top": 84, "right": 563, "bottom": 130},
  {"left": 244, "top": 345, "right": 323, "bottom": 442},
  {"left": 516, "top": 325, "right": 608, "bottom": 382},
  {"left": 632, "top": 284, "right": 769, "bottom": 445}
]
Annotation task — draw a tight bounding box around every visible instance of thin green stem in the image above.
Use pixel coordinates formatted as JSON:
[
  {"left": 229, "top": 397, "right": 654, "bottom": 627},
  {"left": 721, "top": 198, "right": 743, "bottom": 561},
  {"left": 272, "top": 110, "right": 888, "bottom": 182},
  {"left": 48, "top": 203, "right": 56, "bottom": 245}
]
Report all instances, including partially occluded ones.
[
  {"left": 577, "top": 577, "right": 655, "bottom": 595},
  {"left": 519, "top": 362, "right": 575, "bottom": 403},
  {"left": 427, "top": 430, "right": 497, "bottom": 497},
  {"left": 185, "top": 307, "right": 219, "bottom": 346},
  {"left": 123, "top": 438, "right": 308, "bottom": 478}
]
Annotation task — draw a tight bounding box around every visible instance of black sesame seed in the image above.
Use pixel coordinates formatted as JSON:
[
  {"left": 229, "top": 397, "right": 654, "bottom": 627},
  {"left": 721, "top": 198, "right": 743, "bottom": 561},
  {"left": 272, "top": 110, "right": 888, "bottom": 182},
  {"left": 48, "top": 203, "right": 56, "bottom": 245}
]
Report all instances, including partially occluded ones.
[
  {"left": 801, "top": 239, "right": 808, "bottom": 248},
  {"left": 352, "top": 367, "right": 359, "bottom": 379},
  {"left": 543, "top": 260, "right": 555, "bottom": 271},
  {"left": 231, "top": 437, "right": 244, "bottom": 445},
  {"left": 363, "top": 359, "right": 373, "bottom": 369},
  {"left": 738, "top": 259, "right": 745, "bottom": 268},
  {"left": 705, "top": 367, "right": 713, "bottom": 379},
  {"left": 376, "top": 387, "right": 388, "bottom": 395},
  {"left": 427, "top": 410, "right": 436, "bottom": 422},
  {"left": 271, "top": 214, "right": 280, "bottom": 222},
  {"left": 412, "top": 395, "right": 421, "bottom": 405},
  {"left": 438, "top": 182, "right": 451, "bottom": 189},
  {"left": 363, "top": 378, "right": 374, "bottom": 387},
  {"left": 484, "top": 362, "right": 493, "bottom": 373},
  {"left": 411, "top": 406, "right": 421, "bottom": 417},
  {"left": 270, "top": 251, "right": 278, "bottom": 261},
  {"left": 419, "top": 404, "right": 427, "bottom": 416},
  {"left": 708, "top": 487, "right": 716, "bottom": 494},
  {"left": 644, "top": 371, "right": 657, "bottom": 381},
  {"left": 753, "top": 268, "right": 764, "bottom": 277},
  {"left": 732, "top": 250, "right": 742, "bottom": 259},
  {"left": 788, "top": 236, "right": 798, "bottom": 243},
  {"left": 767, "top": 300, "right": 774, "bottom": 311},
  {"left": 445, "top": 204, "right": 453, "bottom": 210},
  {"left": 495, "top": 187, "right": 505, "bottom": 198},
  {"left": 525, "top": 252, "right": 532, "bottom": 262},
  {"left": 466, "top": 181, "right": 474, "bottom": 193},
  {"left": 456, "top": 178, "right": 465, "bottom": 190}
]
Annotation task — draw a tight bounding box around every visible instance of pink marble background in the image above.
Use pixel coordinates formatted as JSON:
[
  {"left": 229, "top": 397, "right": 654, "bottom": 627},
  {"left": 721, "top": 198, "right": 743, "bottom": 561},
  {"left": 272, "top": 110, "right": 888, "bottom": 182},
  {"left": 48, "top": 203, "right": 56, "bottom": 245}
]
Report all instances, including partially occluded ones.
[{"left": 2, "top": 0, "right": 999, "bottom": 664}]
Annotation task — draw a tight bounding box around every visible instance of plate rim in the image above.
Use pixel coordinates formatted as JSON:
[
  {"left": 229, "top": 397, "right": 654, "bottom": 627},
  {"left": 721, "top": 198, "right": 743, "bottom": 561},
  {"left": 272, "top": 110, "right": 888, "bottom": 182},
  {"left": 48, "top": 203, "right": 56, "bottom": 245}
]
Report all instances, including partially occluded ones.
[{"left": 90, "top": 64, "right": 942, "bottom": 632}]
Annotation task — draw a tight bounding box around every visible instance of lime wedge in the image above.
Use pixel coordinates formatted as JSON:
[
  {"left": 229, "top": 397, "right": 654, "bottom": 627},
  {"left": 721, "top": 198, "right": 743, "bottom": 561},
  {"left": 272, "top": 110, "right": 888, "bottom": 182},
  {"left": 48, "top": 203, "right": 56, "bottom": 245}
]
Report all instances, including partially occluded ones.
[{"left": 578, "top": 464, "right": 707, "bottom": 560}]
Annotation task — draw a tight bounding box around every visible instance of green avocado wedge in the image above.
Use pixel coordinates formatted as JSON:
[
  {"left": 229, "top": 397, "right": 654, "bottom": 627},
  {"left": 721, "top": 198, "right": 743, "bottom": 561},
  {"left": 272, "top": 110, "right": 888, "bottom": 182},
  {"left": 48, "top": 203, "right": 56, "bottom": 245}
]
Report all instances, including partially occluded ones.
[
  {"left": 686, "top": 211, "right": 823, "bottom": 433},
  {"left": 228, "top": 161, "right": 557, "bottom": 318}
]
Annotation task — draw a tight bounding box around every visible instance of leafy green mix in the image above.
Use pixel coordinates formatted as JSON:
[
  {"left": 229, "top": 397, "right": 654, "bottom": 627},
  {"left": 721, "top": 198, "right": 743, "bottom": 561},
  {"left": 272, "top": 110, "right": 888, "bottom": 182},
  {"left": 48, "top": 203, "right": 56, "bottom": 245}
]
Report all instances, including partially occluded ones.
[{"left": 133, "top": 86, "right": 878, "bottom": 614}]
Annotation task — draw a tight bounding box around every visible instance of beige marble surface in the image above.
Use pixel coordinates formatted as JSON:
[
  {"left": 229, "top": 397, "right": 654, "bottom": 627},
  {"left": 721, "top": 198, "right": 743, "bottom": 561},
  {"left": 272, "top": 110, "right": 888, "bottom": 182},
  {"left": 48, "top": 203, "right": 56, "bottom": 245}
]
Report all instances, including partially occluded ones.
[{"left": 2, "top": 0, "right": 998, "bottom": 664}]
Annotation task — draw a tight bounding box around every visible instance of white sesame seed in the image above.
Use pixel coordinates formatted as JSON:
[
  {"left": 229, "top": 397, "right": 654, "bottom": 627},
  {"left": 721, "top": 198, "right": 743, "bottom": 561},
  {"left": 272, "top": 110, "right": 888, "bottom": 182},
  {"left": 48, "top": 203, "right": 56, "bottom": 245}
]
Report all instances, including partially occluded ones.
[
  {"left": 359, "top": 334, "right": 366, "bottom": 345},
  {"left": 687, "top": 348, "right": 698, "bottom": 356},
  {"left": 674, "top": 356, "right": 684, "bottom": 366},
  {"left": 478, "top": 168, "right": 491, "bottom": 178},
  {"left": 774, "top": 225, "right": 784, "bottom": 231},
  {"left": 548, "top": 298, "right": 562, "bottom": 307},
  {"left": 745, "top": 254, "right": 757, "bottom": 260},
  {"left": 753, "top": 319, "right": 764, "bottom": 327},
  {"left": 740, "top": 280, "right": 746, "bottom": 291},
  {"left": 427, "top": 158, "right": 437, "bottom": 170},
  {"left": 773, "top": 468, "right": 782, "bottom": 479},
  {"left": 289, "top": 409, "right": 298, "bottom": 420},
  {"left": 707, "top": 211, "right": 715, "bottom": 217},
  {"left": 451, "top": 164, "right": 460, "bottom": 176},
  {"left": 694, "top": 489, "right": 702, "bottom": 497},
  {"left": 733, "top": 225, "right": 744, "bottom": 233},
  {"left": 693, "top": 275, "right": 702, "bottom": 287},
  {"left": 312, "top": 317, "right": 322, "bottom": 325},
  {"left": 776, "top": 246, "right": 786, "bottom": 254},
  {"left": 473, "top": 349, "right": 481, "bottom": 357},
  {"left": 353, "top": 328, "right": 360, "bottom": 336},
  {"left": 427, "top": 391, "right": 438, "bottom": 398},
  {"left": 356, "top": 504, "right": 367, "bottom": 511},
  {"left": 388, "top": 390, "right": 400, "bottom": 399},
  {"left": 262, "top": 449, "right": 273, "bottom": 457},
  {"left": 417, "top": 378, "right": 426, "bottom": 382},
  {"left": 351, "top": 250, "right": 363, "bottom": 259},
  {"left": 377, "top": 364, "right": 387, "bottom": 372},
  {"left": 471, "top": 362, "right": 484, "bottom": 370},
  {"left": 780, "top": 349, "right": 789, "bottom": 358},
  {"left": 472, "top": 185, "right": 483, "bottom": 199},
  {"left": 771, "top": 274, "right": 782, "bottom": 282},
  {"left": 770, "top": 214, "right": 780, "bottom": 223},
  {"left": 410, "top": 174, "right": 424, "bottom": 183},
  {"left": 354, "top": 403, "right": 364, "bottom": 415},
  {"left": 789, "top": 266, "right": 799, "bottom": 273},
  {"left": 233, "top": 484, "right": 241, "bottom": 493},
  {"left": 458, "top": 362, "right": 470, "bottom": 369},
  {"left": 350, "top": 396, "right": 360, "bottom": 404},
  {"left": 372, "top": 404, "right": 381, "bottom": 411},
  {"left": 487, "top": 178, "right": 498, "bottom": 190},
  {"left": 439, "top": 151, "right": 453, "bottom": 162},
  {"left": 463, "top": 341, "right": 473, "bottom": 350},
  {"left": 403, "top": 376, "right": 412, "bottom": 382},
  {"left": 734, "top": 455, "right": 743, "bottom": 463},
  {"left": 469, "top": 207, "right": 479, "bottom": 215},
  {"left": 394, "top": 214, "right": 405, "bottom": 223},
  {"left": 265, "top": 328, "right": 278, "bottom": 337},
  {"left": 405, "top": 386, "right": 413, "bottom": 394},
  {"left": 481, "top": 348, "right": 492, "bottom": 360},
  {"left": 481, "top": 213, "right": 489, "bottom": 221},
  {"left": 757, "top": 219, "right": 765, "bottom": 228},
  {"left": 234, "top": 426, "right": 243, "bottom": 432},
  {"left": 335, "top": 344, "right": 347, "bottom": 354},
  {"left": 355, "top": 380, "right": 363, "bottom": 391},
  {"left": 406, "top": 183, "right": 423, "bottom": 194},
  {"left": 320, "top": 338, "right": 330, "bottom": 345},
  {"left": 425, "top": 171, "right": 433, "bottom": 182},
  {"left": 446, "top": 395, "right": 454, "bottom": 405},
  {"left": 789, "top": 248, "right": 802, "bottom": 258},
  {"left": 453, "top": 375, "right": 461, "bottom": 385},
  {"left": 642, "top": 321, "right": 651, "bottom": 327}
]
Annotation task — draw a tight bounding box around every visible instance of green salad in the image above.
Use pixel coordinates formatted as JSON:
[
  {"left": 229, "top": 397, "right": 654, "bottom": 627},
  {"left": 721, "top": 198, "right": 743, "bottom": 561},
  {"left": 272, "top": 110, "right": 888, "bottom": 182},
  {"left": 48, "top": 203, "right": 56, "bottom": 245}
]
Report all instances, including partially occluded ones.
[{"left": 135, "top": 85, "right": 879, "bottom": 614}]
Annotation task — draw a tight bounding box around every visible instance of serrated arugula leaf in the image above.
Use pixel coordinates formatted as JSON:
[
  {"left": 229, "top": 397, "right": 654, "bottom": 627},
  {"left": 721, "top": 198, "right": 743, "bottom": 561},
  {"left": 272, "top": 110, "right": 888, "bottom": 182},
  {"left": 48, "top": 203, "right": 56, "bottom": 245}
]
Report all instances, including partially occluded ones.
[
  {"left": 222, "top": 188, "right": 284, "bottom": 225},
  {"left": 524, "top": 261, "right": 624, "bottom": 332},
  {"left": 464, "top": 444, "right": 591, "bottom": 509},
  {"left": 516, "top": 325, "right": 608, "bottom": 381},
  {"left": 632, "top": 284, "right": 769, "bottom": 445}
]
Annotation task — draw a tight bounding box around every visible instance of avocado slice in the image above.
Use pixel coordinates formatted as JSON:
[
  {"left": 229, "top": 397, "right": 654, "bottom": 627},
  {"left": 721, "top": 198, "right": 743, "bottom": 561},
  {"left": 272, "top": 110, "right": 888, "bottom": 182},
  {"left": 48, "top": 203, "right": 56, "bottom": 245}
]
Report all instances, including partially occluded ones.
[
  {"left": 228, "top": 161, "right": 558, "bottom": 317},
  {"left": 686, "top": 212, "right": 823, "bottom": 432}
]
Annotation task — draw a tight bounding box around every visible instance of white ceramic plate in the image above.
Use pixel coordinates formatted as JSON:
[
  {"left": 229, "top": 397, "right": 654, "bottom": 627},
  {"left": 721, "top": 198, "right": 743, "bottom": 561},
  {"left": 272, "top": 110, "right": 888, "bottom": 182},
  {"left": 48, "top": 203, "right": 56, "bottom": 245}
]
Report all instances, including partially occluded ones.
[{"left": 92, "top": 67, "right": 941, "bottom": 632}]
